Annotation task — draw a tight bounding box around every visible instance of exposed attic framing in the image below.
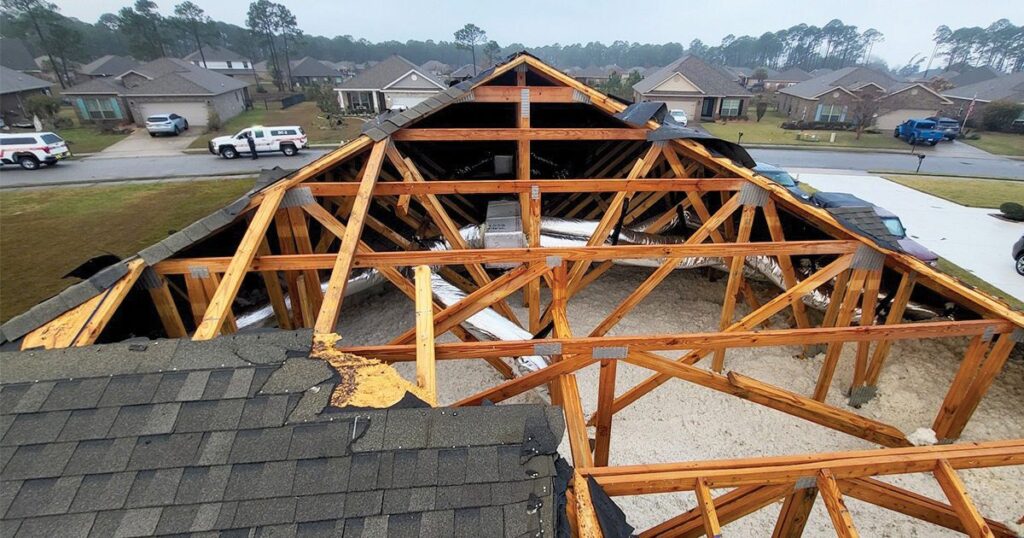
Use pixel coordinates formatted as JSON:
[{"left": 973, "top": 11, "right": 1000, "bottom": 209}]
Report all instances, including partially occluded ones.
[{"left": 9, "top": 53, "right": 1023, "bottom": 536}]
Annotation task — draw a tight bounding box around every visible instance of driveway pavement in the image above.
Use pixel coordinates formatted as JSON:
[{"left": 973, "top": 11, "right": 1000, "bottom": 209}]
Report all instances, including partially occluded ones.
[
  {"left": 91, "top": 128, "right": 201, "bottom": 159},
  {"left": 798, "top": 173, "right": 1024, "bottom": 302}
]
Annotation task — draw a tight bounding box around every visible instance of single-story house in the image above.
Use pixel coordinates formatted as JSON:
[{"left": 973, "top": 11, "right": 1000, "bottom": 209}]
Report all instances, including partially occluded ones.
[
  {"left": 183, "top": 46, "right": 256, "bottom": 82},
  {"left": 420, "top": 60, "right": 452, "bottom": 79},
  {"left": 942, "top": 72, "right": 1024, "bottom": 123},
  {"left": 335, "top": 55, "right": 446, "bottom": 113},
  {"left": 289, "top": 57, "right": 345, "bottom": 86},
  {"left": 778, "top": 66, "right": 952, "bottom": 129},
  {"left": 633, "top": 55, "right": 753, "bottom": 122},
  {"left": 764, "top": 67, "right": 812, "bottom": 91},
  {"left": 63, "top": 57, "right": 249, "bottom": 127},
  {"left": 76, "top": 55, "right": 140, "bottom": 80},
  {"left": 0, "top": 65, "right": 52, "bottom": 123},
  {"left": 571, "top": 65, "right": 614, "bottom": 86}
]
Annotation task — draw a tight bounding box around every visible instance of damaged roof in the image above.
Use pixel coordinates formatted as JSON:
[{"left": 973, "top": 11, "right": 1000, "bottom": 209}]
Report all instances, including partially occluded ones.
[{"left": 0, "top": 331, "right": 566, "bottom": 537}]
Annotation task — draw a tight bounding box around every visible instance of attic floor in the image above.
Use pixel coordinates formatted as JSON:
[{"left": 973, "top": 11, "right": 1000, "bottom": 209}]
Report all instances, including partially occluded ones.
[{"left": 333, "top": 264, "right": 1024, "bottom": 535}]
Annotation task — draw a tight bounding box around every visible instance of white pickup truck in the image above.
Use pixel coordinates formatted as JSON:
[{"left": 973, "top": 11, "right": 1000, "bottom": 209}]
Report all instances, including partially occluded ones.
[{"left": 208, "top": 125, "right": 308, "bottom": 159}]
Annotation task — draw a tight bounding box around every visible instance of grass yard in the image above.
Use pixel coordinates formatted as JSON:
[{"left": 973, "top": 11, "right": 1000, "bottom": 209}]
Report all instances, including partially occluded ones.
[
  {"left": 0, "top": 178, "right": 254, "bottom": 322},
  {"left": 936, "top": 258, "right": 1024, "bottom": 310},
  {"left": 6, "top": 108, "right": 129, "bottom": 154},
  {"left": 883, "top": 175, "right": 1024, "bottom": 209},
  {"left": 189, "top": 101, "right": 365, "bottom": 149},
  {"left": 703, "top": 109, "right": 910, "bottom": 151},
  {"left": 961, "top": 131, "right": 1024, "bottom": 157}
]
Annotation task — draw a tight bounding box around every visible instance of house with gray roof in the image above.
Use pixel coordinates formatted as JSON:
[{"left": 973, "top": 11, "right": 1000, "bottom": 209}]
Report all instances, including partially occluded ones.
[
  {"left": 63, "top": 58, "right": 249, "bottom": 127},
  {"left": 778, "top": 66, "right": 952, "bottom": 129},
  {"left": 289, "top": 57, "right": 345, "bottom": 86},
  {"left": 334, "top": 55, "right": 446, "bottom": 113},
  {"left": 633, "top": 55, "right": 752, "bottom": 123},
  {"left": 77, "top": 55, "right": 141, "bottom": 80},
  {"left": 183, "top": 46, "right": 255, "bottom": 82},
  {"left": 0, "top": 65, "right": 52, "bottom": 122},
  {"left": 0, "top": 38, "right": 41, "bottom": 75},
  {"left": 941, "top": 72, "right": 1024, "bottom": 125}
]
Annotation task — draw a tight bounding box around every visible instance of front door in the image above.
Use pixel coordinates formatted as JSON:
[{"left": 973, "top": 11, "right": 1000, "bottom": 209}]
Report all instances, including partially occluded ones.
[{"left": 701, "top": 97, "right": 717, "bottom": 119}]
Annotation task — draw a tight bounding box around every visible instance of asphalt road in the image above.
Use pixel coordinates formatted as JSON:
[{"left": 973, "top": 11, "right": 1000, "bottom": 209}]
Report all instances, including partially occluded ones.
[
  {"left": 1, "top": 146, "right": 1021, "bottom": 188},
  {"left": 748, "top": 148, "right": 1024, "bottom": 180}
]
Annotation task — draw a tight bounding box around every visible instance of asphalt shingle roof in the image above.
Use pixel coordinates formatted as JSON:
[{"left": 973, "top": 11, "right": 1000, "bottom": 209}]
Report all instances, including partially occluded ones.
[
  {"left": 633, "top": 55, "right": 752, "bottom": 97},
  {"left": 779, "top": 66, "right": 897, "bottom": 99},
  {"left": 78, "top": 56, "right": 140, "bottom": 78},
  {"left": 338, "top": 55, "right": 445, "bottom": 90},
  {"left": 0, "top": 39, "right": 39, "bottom": 73},
  {"left": 944, "top": 72, "right": 1024, "bottom": 103},
  {"left": 0, "top": 331, "right": 566, "bottom": 537},
  {"left": 0, "top": 66, "right": 50, "bottom": 95},
  {"left": 63, "top": 57, "right": 246, "bottom": 97},
  {"left": 183, "top": 46, "right": 248, "bottom": 63},
  {"left": 289, "top": 57, "right": 340, "bottom": 78}
]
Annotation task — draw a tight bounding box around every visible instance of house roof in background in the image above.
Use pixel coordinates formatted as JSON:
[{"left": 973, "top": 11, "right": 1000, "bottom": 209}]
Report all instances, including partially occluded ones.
[
  {"left": 0, "top": 65, "right": 51, "bottom": 94},
  {"left": 289, "top": 57, "right": 340, "bottom": 78},
  {"left": 419, "top": 60, "right": 451, "bottom": 74},
  {"left": 772, "top": 67, "right": 812, "bottom": 82},
  {"left": 944, "top": 72, "right": 1024, "bottom": 103},
  {"left": 79, "top": 55, "right": 141, "bottom": 77},
  {"left": 573, "top": 66, "right": 611, "bottom": 79},
  {"left": 183, "top": 46, "right": 249, "bottom": 63},
  {"left": 449, "top": 64, "right": 484, "bottom": 78},
  {"left": 634, "top": 55, "right": 752, "bottom": 97},
  {"left": 0, "top": 330, "right": 566, "bottom": 537},
  {"left": 779, "top": 66, "right": 898, "bottom": 99},
  {"left": 0, "top": 38, "right": 39, "bottom": 73},
  {"left": 62, "top": 58, "right": 247, "bottom": 97},
  {"left": 944, "top": 65, "right": 1003, "bottom": 88},
  {"left": 337, "top": 55, "right": 445, "bottom": 90}
]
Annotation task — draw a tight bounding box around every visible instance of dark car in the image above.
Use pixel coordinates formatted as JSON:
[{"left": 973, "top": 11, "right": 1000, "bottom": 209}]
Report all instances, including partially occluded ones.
[
  {"left": 926, "top": 116, "right": 961, "bottom": 141},
  {"left": 1014, "top": 235, "right": 1024, "bottom": 276},
  {"left": 811, "top": 192, "right": 939, "bottom": 264},
  {"left": 752, "top": 162, "right": 812, "bottom": 202}
]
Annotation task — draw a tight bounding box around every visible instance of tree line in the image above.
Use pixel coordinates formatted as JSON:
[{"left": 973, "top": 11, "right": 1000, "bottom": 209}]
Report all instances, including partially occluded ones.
[{"left": 1, "top": 0, "right": 1021, "bottom": 93}]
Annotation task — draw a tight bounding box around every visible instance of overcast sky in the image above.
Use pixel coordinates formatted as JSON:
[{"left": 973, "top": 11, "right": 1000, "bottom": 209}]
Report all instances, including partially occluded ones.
[{"left": 53, "top": 0, "right": 1017, "bottom": 67}]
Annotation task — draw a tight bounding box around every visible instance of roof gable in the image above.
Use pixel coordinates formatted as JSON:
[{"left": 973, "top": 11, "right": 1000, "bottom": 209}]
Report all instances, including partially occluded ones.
[
  {"left": 634, "top": 55, "right": 751, "bottom": 97},
  {"left": 79, "top": 55, "right": 140, "bottom": 77},
  {"left": 652, "top": 71, "right": 703, "bottom": 93},
  {"left": 337, "top": 55, "right": 445, "bottom": 90},
  {"left": 383, "top": 69, "right": 446, "bottom": 90}
]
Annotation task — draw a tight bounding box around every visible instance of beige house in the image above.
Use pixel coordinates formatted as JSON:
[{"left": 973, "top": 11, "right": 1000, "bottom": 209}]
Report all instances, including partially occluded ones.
[
  {"left": 335, "top": 55, "right": 446, "bottom": 113},
  {"left": 633, "top": 56, "right": 752, "bottom": 122}
]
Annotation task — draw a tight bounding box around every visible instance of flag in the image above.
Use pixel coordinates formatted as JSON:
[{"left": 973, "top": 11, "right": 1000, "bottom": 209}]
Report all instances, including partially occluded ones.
[{"left": 962, "top": 93, "right": 978, "bottom": 128}]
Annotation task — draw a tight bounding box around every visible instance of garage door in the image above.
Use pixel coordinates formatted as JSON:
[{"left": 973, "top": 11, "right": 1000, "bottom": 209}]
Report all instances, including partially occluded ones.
[
  {"left": 661, "top": 99, "right": 698, "bottom": 123},
  {"left": 137, "top": 102, "right": 210, "bottom": 127},
  {"left": 876, "top": 109, "right": 938, "bottom": 130},
  {"left": 386, "top": 93, "right": 436, "bottom": 111}
]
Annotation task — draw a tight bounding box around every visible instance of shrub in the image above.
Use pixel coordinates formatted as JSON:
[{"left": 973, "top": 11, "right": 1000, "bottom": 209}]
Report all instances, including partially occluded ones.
[
  {"left": 756, "top": 101, "right": 768, "bottom": 122},
  {"left": 1000, "top": 202, "right": 1024, "bottom": 221},
  {"left": 52, "top": 115, "right": 74, "bottom": 129},
  {"left": 24, "top": 94, "right": 61, "bottom": 121},
  {"left": 206, "top": 110, "right": 222, "bottom": 131},
  {"left": 980, "top": 100, "right": 1024, "bottom": 132},
  {"left": 781, "top": 120, "right": 853, "bottom": 131}
]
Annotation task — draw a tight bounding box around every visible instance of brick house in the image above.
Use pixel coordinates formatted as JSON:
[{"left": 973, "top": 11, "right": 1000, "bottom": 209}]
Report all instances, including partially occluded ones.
[
  {"left": 942, "top": 72, "right": 1024, "bottom": 124},
  {"left": 779, "top": 67, "right": 951, "bottom": 129},
  {"left": 633, "top": 55, "right": 752, "bottom": 123}
]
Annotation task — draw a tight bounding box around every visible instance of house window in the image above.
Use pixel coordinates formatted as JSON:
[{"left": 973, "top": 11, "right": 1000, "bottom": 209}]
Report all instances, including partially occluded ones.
[
  {"left": 242, "top": 61, "right": 249, "bottom": 69},
  {"left": 349, "top": 92, "right": 373, "bottom": 110},
  {"left": 83, "top": 98, "right": 119, "bottom": 120},
  {"left": 721, "top": 98, "right": 741, "bottom": 118},
  {"left": 226, "top": 61, "right": 233, "bottom": 69},
  {"left": 817, "top": 103, "right": 847, "bottom": 123}
]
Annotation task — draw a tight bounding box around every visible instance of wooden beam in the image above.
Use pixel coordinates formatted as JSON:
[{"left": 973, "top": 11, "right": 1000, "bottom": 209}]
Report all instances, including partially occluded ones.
[
  {"left": 154, "top": 240, "right": 857, "bottom": 274},
  {"left": 392, "top": 128, "right": 650, "bottom": 141},
  {"left": 146, "top": 271, "right": 187, "bottom": 339},
  {"left": 840, "top": 477, "right": 1016, "bottom": 537},
  {"left": 851, "top": 270, "right": 882, "bottom": 391},
  {"left": 193, "top": 189, "right": 285, "bottom": 340},
  {"left": 933, "top": 330, "right": 1020, "bottom": 441},
  {"left": 864, "top": 271, "right": 917, "bottom": 385},
  {"left": 694, "top": 477, "right": 722, "bottom": 538},
  {"left": 573, "top": 472, "right": 604, "bottom": 538},
  {"left": 72, "top": 259, "right": 147, "bottom": 346},
  {"left": 772, "top": 485, "right": 818, "bottom": 538},
  {"left": 933, "top": 459, "right": 994, "bottom": 538},
  {"left": 762, "top": 200, "right": 813, "bottom": 338},
  {"left": 414, "top": 265, "right": 437, "bottom": 405},
  {"left": 712, "top": 203, "right": 756, "bottom": 372},
  {"left": 471, "top": 85, "right": 578, "bottom": 102},
  {"left": 314, "top": 139, "right": 386, "bottom": 334},
  {"left": 817, "top": 469, "right": 859, "bottom": 538},
  {"left": 812, "top": 268, "right": 868, "bottom": 401},
  {"left": 256, "top": 239, "right": 292, "bottom": 329},
  {"left": 303, "top": 178, "right": 744, "bottom": 197},
  {"left": 640, "top": 485, "right": 792, "bottom": 538},
  {"left": 286, "top": 206, "right": 325, "bottom": 316}
]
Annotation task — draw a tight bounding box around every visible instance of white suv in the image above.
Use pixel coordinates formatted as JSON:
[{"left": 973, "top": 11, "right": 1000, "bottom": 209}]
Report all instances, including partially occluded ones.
[
  {"left": 0, "top": 132, "right": 72, "bottom": 170},
  {"left": 208, "top": 125, "right": 308, "bottom": 159}
]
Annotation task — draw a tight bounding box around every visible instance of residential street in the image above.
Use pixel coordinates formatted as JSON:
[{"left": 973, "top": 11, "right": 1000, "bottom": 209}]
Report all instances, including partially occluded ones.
[
  {"left": 2, "top": 144, "right": 1021, "bottom": 188},
  {"left": 799, "top": 173, "right": 1024, "bottom": 302}
]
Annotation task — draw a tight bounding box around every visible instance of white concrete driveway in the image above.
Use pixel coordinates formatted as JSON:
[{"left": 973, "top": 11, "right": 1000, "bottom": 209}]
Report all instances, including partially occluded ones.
[
  {"left": 90, "top": 128, "right": 200, "bottom": 159},
  {"left": 798, "top": 173, "right": 1024, "bottom": 302}
]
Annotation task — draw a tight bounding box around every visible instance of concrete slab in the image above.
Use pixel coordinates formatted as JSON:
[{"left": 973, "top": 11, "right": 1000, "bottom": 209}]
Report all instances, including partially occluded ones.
[
  {"left": 799, "top": 173, "right": 1024, "bottom": 302},
  {"left": 89, "top": 129, "right": 201, "bottom": 159}
]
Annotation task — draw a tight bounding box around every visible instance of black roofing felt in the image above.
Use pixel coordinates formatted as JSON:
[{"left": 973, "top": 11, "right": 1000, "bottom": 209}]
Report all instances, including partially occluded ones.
[
  {"left": 825, "top": 207, "right": 902, "bottom": 251},
  {"left": 0, "top": 331, "right": 567, "bottom": 537}
]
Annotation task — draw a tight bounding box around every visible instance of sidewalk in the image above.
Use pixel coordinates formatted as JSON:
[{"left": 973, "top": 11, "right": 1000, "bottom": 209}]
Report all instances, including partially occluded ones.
[{"left": 798, "top": 173, "right": 1024, "bottom": 302}]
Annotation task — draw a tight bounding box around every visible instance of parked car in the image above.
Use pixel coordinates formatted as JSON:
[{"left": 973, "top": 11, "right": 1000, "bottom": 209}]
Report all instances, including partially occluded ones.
[
  {"left": 668, "top": 109, "right": 688, "bottom": 126},
  {"left": 811, "top": 191, "right": 939, "bottom": 264},
  {"left": 208, "top": 125, "right": 308, "bottom": 159},
  {"left": 893, "top": 119, "right": 944, "bottom": 146},
  {"left": 925, "top": 116, "right": 961, "bottom": 141},
  {"left": 752, "top": 162, "right": 812, "bottom": 202},
  {"left": 0, "top": 131, "right": 72, "bottom": 170},
  {"left": 1013, "top": 235, "right": 1024, "bottom": 276},
  {"left": 145, "top": 113, "right": 189, "bottom": 136}
]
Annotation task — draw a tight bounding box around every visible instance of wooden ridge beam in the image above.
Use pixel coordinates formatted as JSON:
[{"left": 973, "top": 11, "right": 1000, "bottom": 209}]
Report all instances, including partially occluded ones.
[
  {"left": 471, "top": 85, "right": 578, "bottom": 102},
  {"left": 302, "top": 178, "right": 745, "bottom": 196},
  {"left": 392, "top": 128, "right": 650, "bottom": 141}
]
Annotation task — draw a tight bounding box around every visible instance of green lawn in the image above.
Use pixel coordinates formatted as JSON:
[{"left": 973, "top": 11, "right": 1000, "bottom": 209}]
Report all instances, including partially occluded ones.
[
  {"left": 0, "top": 178, "right": 254, "bottom": 322},
  {"left": 189, "top": 101, "right": 365, "bottom": 149},
  {"left": 4, "top": 108, "right": 129, "bottom": 154},
  {"left": 936, "top": 258, "right": 1024, "bottom": 310},
  {"left": 961, "top": 131, "right": 1024, "bottom": 157},
  {"left": 703, "top": 109, "right": 910, "bottom": 150},
  {"left": 883, "top": 175, "right": 1024, "bottom": 209}
]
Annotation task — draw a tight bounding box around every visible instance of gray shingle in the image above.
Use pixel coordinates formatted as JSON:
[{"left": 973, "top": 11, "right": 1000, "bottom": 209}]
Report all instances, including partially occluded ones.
[
  {"left": 15, "top": 512, "right": 94, "bottom": 538},
  {"left": 436, "top": 448, "right": 467, "bottom": 486},
  {"left": 288, "top": 421, "right": 351, "bottom": 460},
  {"left": 294, "top": 493, "right": 345, "bottom": 522},
  {"left": 64, "top": 437, "right": 135, "bottom": 476},
  {"left": 108, "top": 403, "right": 181, "bottom": 437},
  {"left": 124, "top": 467, "right": 184, "bottom": 508},
  {"left": 175, "top": 399, "right": 245, "bottom": 433},
  {"left": 343, "top": 490, "right": 382, "bottom": 518},
  {"left": 233, "top": 497, "right": 297, "bottom": 527},
  {"left": 387, "top": 512, "right": 421, "bottom": 538},
  {"left": 113, "top": 507, "right": 162, "bottom": 538},
  {"left": 196, "top": 431, "right": 236, "bottom": 466},
  {"left": 174, "top": 465, "right": 230, "bottom": 504},
  {"left": 98, "top": 374, "right": 162, "bottom": 408},
  {"left": 3, "top": 442, "right": 77, "bottom": 480},
  {"left": 58, "top": 408, "right": 119, "bottom": 442},
  {"left": 7, "top": 382, "right": 55, "bottom": 414},
  {"left": 348, "top": 453, "right": 380, "bottom": 491},
  {"left": 69, "top": 472, "right": 135, "bottom": 513},
  {"left": 382, "top": 409, "right": 431, "bottom": 450},
  {"left": 154, "top": 503, "right": 201, "bottom": 535},
  {"left": 420, "top": 510, "right": 454, "bottom": 537},
  {"left": 1, "top": 411, "right": 71, "bottom": 446},
  {"left": 292, "top": 457, "right": 351, "bottom": 496},
  {"left": 126, "top": 433, "right": 203, "bottom": 470},
  {"left": 41, "top": 378, "right": 110, "bottom": 412},
  {"left": 259, "top": 358, "right": 333, "bottom": 395},
  {"left": 239, "top": 395, "right": 291, "bottom": 429},
  {"left": 224, "top": 461, "right": 296, "bottom": 501},
  {"left": 5, "top": 476, "right": 82, "bottom": 518},
  {"left": 228, "top": 426, "right": 293, "bottom": 463}
]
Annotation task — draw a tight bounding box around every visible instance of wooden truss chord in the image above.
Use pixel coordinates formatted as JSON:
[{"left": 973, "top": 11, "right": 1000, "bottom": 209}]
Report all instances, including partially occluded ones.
[
  {"left": 413, "top": 265, "right": 437, "bottom": 405},
  {"left": 301, "top": 178, "right": 744, "bottom": 197},
  {"left": 391, "top": 127, "right": 650, "bottom": 141}
]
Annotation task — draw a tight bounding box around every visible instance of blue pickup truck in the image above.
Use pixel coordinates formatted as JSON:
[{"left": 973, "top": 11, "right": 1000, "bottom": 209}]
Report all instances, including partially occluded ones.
[{"left": 893, "top": 119, "right": 945, "bottom": 146}]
